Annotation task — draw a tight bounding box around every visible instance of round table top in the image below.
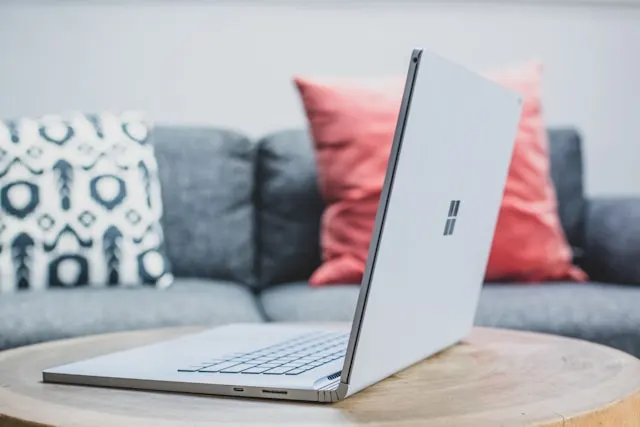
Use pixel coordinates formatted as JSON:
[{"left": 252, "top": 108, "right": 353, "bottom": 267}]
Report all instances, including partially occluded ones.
[{"left": 1, "top": 326, "right": 639, "bottom": 427}]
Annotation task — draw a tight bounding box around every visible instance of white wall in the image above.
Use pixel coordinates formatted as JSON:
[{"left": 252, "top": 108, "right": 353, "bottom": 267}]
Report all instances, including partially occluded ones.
[{"left": 1, "top": 2, "right": 639, "bottom": 195}]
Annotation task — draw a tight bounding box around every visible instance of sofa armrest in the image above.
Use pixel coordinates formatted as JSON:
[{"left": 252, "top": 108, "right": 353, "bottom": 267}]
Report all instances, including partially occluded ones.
[{"left": 582, "top": 196, "right": 640, "bottom": 284}]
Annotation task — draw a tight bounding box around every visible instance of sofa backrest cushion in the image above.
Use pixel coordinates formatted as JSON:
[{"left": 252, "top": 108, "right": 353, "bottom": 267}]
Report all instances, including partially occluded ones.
[
  {"left": 255, "top": 127, "right": 586, "bottom": 287},
  {"left": 547, "top": 128, "right": 586, "bottom": 262},
  {"left": 153, "top": 126, "right": 256, "bottom": 286},
  {"left": 255, "top": 130, "right": 324, "bottom": 288}
]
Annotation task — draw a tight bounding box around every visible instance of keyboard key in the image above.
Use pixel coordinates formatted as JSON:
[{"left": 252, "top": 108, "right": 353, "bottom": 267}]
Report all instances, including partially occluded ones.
[
  {"left": 177, "top": 364, "right": 212, "bottom": 372},
  {"left": 200, "top": 358, "right": 225, "bottom": 363},
  {"left": 220, "top": 363, "right": 256, "bottom": 373},
  {"left": 264, "top": 366, "right": 295, "bottom": 375},
  {"left": 256, "top": 363, "right": 280, "bottom": 368},
  {"left": 275, "top": 352, "right": 292, "bottom": 358},
  {"left": 242, "top": 366, "right": 272, "bottom": 374},
  {"left": 199, "top": 362, "right": 241, "bottom": 372},
  {"left": 285, "top": 367, "right": 310, "bottom": 375}
]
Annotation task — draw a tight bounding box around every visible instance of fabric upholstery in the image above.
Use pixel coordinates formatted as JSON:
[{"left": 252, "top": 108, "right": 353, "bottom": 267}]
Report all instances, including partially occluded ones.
[
  {"left": 0, "top": 278, "right": 263, "bottom": 350},
  {"left": 582, "top": 197, "right": 640, "bottom": 284},
  {"left": 255, "top": 130, "right": 324, "bottom": 288},
  {"left": 153, "top": 126, "right": 256, "bottom": 286},
  {"left": 547, "top": 128, "right": 586, "bottom": 262},
  {"left": 259, "top": 281, "right": 640, "bottom": 357},
  {"left": 476, "top": 283, "right": 640, "bottom": 357},
  {"left": 259, "top": 281, "right": 360, "bottom": 322},
  {"left": 253, "top": 126, "right": 585, "bottom": 288}
]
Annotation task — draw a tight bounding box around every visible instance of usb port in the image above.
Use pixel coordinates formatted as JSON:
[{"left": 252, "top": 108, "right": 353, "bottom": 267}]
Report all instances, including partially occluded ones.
[{"left": 232, "top": 387, "right": 244, "bottom": 392}]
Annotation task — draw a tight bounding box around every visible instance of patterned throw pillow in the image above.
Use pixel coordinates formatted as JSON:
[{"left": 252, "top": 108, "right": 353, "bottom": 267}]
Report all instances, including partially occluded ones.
[{"left": 0, "top": 112, "right": 174, "bottom": 292}]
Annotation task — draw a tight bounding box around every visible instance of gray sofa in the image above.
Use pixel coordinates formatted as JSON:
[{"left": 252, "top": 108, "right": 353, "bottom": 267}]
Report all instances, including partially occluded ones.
[{"left": 2, "top": 126, "right": 639, "bottom": 358}]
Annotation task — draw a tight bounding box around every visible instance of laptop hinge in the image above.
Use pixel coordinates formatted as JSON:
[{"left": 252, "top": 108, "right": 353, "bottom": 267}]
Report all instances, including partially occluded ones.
[
  {"left": 334, "top": 382, "right": 348, "bottom": 401},
  {"left": 318, "top": 381, "right": 348, "bottom": 403}
]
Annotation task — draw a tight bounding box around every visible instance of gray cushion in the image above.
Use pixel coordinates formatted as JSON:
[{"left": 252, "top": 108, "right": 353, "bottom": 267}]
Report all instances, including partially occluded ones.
[
  {"left": 260, "top": 281, "right": 640, "bottom": 357},
  {"left": 255, "top": 130, "right": 324, "bottom": 288},
  {"left": 548, "top": 128, "right": 586, "bottom": 261},
  {"left": 476, "top": 283, "right": 640, "bottom": 357},
  {"left": 581, "top": 197, "right": 640, "bottom": 284},
  {"left": 153, "top": 126, "right": 256, "bottom": 286},
  {"left": 259, "top": 281, "right": 359, "bottom": 322},
  {"left": 254, "top": 128, "right": 585, "bottom": 288},
  {"left": 0, "top": 278, "right": 264, "bottom": 350}
]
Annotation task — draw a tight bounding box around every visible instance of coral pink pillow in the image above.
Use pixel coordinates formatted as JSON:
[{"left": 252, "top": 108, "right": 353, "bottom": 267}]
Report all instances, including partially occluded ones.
[
  {"left": 294, "top": 78, "right": 404, "bottom": 285},
  {"left": 295, "top": 63, "right": 586, "bottom": 286},
  {"left": 483, "top": 64, "right": 586, "bottom": 282}
]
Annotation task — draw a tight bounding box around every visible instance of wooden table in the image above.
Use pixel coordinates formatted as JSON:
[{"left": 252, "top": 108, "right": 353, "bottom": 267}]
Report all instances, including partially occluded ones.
[{"left": 1, "top": 326, "right": 639, "bottom": 427}]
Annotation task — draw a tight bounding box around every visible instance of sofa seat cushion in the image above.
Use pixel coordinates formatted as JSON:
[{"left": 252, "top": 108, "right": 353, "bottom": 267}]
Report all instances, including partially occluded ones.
[
  {"left": 476, "top": 282, "right": 640, "bottom": 357},
  {"left": 0, "top": 279, "right": 264, "bottom": 350},
  {"left": 259, "top": 282, "right": 359, "bottom": 322},
  {"left": 260, "top": 281, "right": 640, "bottom": 358}
]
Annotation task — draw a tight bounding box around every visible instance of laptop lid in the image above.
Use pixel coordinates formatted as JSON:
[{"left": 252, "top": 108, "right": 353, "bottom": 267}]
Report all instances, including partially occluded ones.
[{"left": 338, "top": 49, "right": 523, "bottom": 397}]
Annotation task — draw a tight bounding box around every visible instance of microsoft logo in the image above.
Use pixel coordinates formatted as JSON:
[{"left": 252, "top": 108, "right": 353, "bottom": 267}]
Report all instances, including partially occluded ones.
[{"left": 443, "top": 200, "right": 461, "bottom": 236}]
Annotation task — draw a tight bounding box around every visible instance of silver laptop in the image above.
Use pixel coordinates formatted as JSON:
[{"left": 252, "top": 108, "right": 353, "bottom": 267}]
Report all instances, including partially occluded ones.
[{"left": 43, "top": 48, "right": 523, "bottom": 403}]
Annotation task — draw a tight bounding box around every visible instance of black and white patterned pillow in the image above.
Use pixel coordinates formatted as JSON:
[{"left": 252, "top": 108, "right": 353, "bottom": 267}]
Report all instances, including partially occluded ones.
[{"left": 0, "top": 111, "right": 174, "bottom": 292}]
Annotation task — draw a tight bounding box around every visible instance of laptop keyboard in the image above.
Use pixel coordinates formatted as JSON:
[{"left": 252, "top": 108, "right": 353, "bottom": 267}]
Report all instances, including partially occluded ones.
[{"left": 177, "top": 331, "right": 349, "bottom": 375}]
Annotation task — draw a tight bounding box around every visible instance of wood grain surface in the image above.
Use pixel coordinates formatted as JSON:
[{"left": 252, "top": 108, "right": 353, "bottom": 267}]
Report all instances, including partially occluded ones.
[{"left": 0, "top": 326, "right": 639, "bottom": 427}]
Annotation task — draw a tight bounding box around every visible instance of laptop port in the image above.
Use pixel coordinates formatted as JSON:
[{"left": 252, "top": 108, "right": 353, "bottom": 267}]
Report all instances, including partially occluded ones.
[
  {"left": 262, "top": 389, "right": 288, "bottom": 395},
  {"left": 232, "top": 387, "right": 244, "bottom": 392}
]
